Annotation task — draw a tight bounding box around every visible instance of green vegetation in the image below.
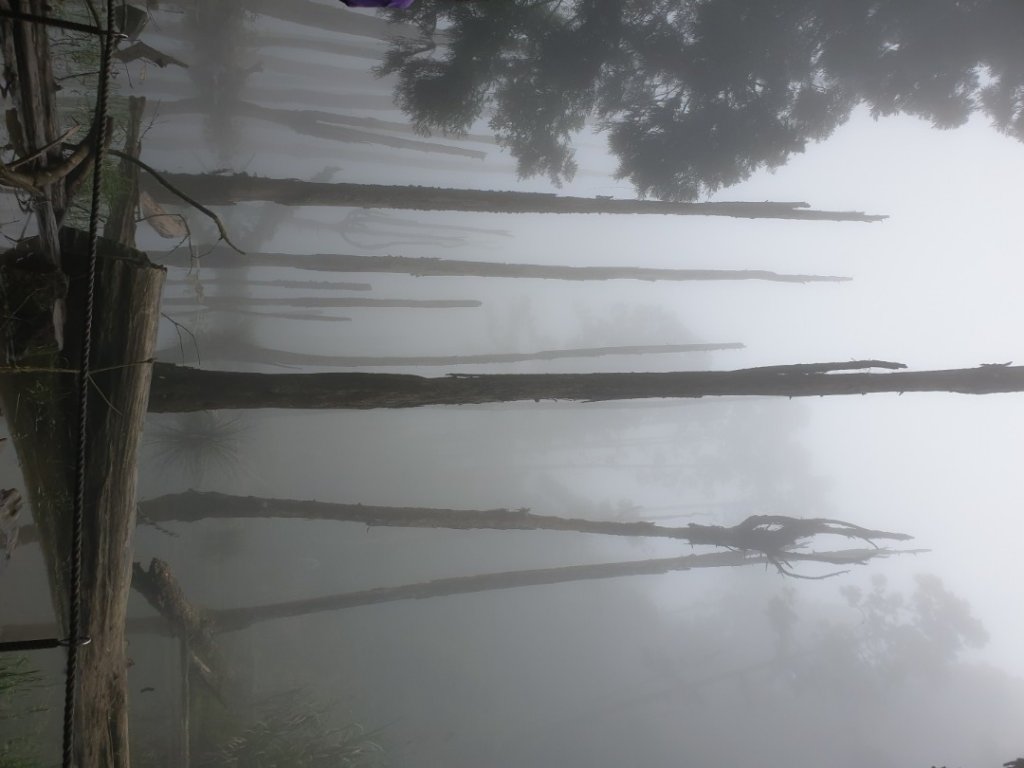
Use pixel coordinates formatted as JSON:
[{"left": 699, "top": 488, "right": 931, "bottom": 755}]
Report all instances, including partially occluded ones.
[
  {"left": 196, "top": 690, "right": 388, "bottom": 768},
  {"left": 0, "top": 657, "right": 48, "bottom": 768},
  {"left": 0, "top": 656, "right": 41, "bottom": 703}
]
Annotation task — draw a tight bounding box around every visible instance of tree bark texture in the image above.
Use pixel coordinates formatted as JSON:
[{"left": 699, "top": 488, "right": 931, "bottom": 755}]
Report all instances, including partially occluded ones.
[
  {"left": 0, "top": 0, "right": 65, "bottom": 261},
  {"left": 143, "top": 360, "right": 1024, "bottom": 413},
  {"left": 0, "top": 230, "right": 165, "bottom": 768},
  {"left": 144, "top": 173, "right": 887, "bottom": 222},
  {"left": 103, "top": 96, "right": 145, "bottom": 247},
  {"left": 204, "top": 547, "right": 898, "bottom": 634},
  {"left": 168, "top": 248, "right": 850, "bottom": 285},
  {"left": 152, "top": 341, "right": 744, "bottom": 369},
  {"left": 164, "top": 277, "right": 372, "bottom": 292},
  {"left": 160, "top": 295, "right": 480, "bottom": 310},
  {"left": 132, "top": 493, "right": 908, "bottom": 550}
]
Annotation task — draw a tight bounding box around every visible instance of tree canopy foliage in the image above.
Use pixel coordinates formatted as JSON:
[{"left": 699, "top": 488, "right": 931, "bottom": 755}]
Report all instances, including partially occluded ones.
[
  {"left": 379, "top": 0, "right": 1024, "bottom": 200},
  {"left": 775, "top": 574, "right": 991, "bottom": 691}
]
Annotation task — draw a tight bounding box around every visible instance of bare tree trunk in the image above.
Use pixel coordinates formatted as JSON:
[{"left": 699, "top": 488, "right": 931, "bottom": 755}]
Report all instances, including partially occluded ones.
[
  {"left": 242, "top": 167, "right": 344, "bottom": 252},
  {"left": 128, "top": 492, "right": 908, "bottom": 552},
  {"left": 160, "top": 296, "right": 480, "bottom": 310},
  {"left": 0, "top": 544, "right": 904, "bottom": 644},
  {"left": 152, "top": 341, "right": 744, "bottom": 369},
  {"left": 0, "top": 230, "right": 165, "bottom": 768},
  {"left": 166, "top": 248, "right": 851, "bottom": 285},
  {"left": 187, "top": 310, "right": 351, "bottom": 324},
  {"left": 155, "top": 98, "right": 487, "bottom": 159},
  {"left": 165, "top": 277, "right": 372, "bottom": 292},
  {"left": 203, "top": 546, "right": 899, "bottom": 634},
  {"left": 144, "top": 173, "right": 886, "bottom": 222},
  {"left": 0, "top": 0, "right": 65, "bottom": 262},
  {"left": 103, "top": 97, "right": 145, "bottom": 247},
  {"left": 22, "top": 495, "right": 905, "bottom": 567},
  {"left": 143, "top": 359, "right": 1024, "bottom": 413}
]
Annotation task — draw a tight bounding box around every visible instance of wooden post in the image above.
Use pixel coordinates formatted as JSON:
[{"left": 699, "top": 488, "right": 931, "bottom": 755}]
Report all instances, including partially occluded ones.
[
  {"left": 0, "top": 229, "right": 165, "bottom": 768},
  {"left": 104, "top": 96, "right": 146, "bottom": 247}
]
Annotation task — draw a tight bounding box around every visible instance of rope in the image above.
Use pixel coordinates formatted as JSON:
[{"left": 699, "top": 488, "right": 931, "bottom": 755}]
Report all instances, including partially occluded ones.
[{"left": 61, "top": 0, "right": 116, "bottom": 764}]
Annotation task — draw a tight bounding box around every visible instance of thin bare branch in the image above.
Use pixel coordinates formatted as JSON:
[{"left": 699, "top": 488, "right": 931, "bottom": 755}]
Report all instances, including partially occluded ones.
[{"left": 108, "top": 149, "right": 245, "bottom": 255}]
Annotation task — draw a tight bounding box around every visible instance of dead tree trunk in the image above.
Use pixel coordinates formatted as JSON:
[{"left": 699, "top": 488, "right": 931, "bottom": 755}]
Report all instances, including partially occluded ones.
[
  {"left": 164, "top": 277, "right": 372, "bottom": 292},
  {"left": 131, "top": 492, "right": 908, "bottom": 551},
  {"left": 144, "top": 173, "right": 887, "bottom": 222},
  {"left": 103, "top": 96, "right": 145, "bottom": 247},
  {"left": 21, "top": 495, "right": 908, "bottom": 561},
  {"left": 152, "top": 341, "right": 744, "bottom": 369},
  {"left": 0, "top": 230, "right": 165, "bottom": 768},
  {"left": 166, "top": 248, "right": 850, "bottom": 285},
  {"left": 160, "top": 296, "right": 481, "bottom": 310},
  {"left": 203, "top": 547, "right": 902, "bottom": 634},
  {"left": 144, "top": 359, "right": 1024, "bottom": 413},
  {"left": 0, "top": 545, "right": 914, "bottom": 642},
  {"left": 166, "top": 309, "right": 352, "bottom": 324},
  {"left": 155, "top": 99, "right": 486, "bottom": 159},
  {"left": 0, "top": 0, "right": 66, "bottom": 262}
]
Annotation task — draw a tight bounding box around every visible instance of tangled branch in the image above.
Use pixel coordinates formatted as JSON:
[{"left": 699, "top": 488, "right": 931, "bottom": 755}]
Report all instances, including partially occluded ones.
[{"left": 686, "top": 515, "right": 914, "bottom": 579}]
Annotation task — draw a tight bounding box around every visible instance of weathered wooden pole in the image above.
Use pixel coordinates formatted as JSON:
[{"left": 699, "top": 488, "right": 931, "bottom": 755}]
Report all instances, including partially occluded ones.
[
  {"left": 0, "top": 229, "right": 165, "bottom": 767},
  {"left": 145, "top": 173, "right": 888, "bottom": 222},
  {"left": 145, "top": 360, "right": 1024, "bottom": 413}
]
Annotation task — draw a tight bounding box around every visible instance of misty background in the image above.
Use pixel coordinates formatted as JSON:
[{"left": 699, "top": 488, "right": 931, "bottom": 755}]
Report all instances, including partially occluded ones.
[{"left": 2, "top": 1, "right": 1023, "bottom": 766}]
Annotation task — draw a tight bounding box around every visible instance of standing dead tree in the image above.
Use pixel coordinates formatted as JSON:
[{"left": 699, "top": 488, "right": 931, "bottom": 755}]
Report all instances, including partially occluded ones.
[
  {"left": 161, "top": 498, "right": 908, "bottom": 580},
  {"left": 150, "top": 340, "right": 745, "bottom": 369},
  {"left": 165, "top": 248, "right": 852, "bottom": 285},
  {"left": 145, "top": 173, "right": 887, "bottom": 222},
  {"left": 181, "top": 546, "right": 914, "bottom": 635},
  {"left": 0, "top": 546, "right": 916, "bottom": 644},
  {"left": 142, "top": 359, "right": 1024, "bottom": 412}
]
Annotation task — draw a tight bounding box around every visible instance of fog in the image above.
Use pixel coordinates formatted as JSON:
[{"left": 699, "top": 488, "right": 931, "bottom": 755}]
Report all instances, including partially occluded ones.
[{"left": 2, "top": 1, "right": 1023, "bottom": 766}]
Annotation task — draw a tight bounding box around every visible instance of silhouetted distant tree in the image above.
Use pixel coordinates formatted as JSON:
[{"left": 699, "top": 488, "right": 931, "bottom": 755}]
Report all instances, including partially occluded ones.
[{"left": 379, "top": 0, "right": 1024, "bottom": 200}]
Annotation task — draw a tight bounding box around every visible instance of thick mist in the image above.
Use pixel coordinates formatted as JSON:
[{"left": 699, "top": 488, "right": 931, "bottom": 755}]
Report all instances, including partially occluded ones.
[{"left": 1, "top": 1, "right": 1023, "bottom": 766}]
